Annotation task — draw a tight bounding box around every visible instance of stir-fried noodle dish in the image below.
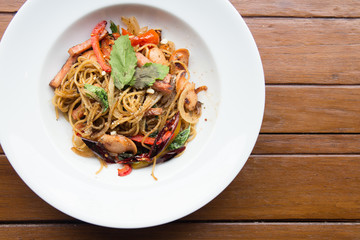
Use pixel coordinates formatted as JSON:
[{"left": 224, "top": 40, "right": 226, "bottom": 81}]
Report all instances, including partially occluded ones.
[{"left": 50, "top": 17, "right": 207, "bottom": 179}]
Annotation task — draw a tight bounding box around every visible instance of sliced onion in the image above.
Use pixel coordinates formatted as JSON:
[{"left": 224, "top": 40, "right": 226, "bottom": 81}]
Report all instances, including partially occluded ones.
[
  {"left": 121, "top": 16, "right": 140, "bottom": 36},
  {"left": 178, "top": 83, "right": 200, "bottom": 124},
  {"left": 108, "top": 76, "right": 115, "bottom": 109}
]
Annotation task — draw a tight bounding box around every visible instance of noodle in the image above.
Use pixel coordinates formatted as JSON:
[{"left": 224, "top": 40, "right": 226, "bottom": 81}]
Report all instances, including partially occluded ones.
[{"left": 51, "top": 17, "right": 206, "bottom": 177}]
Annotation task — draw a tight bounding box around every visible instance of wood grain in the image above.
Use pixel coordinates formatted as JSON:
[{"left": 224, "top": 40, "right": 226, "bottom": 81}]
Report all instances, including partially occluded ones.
[
  {"left": 253, "top": 134, "right": 360, "bottom": 154},
  {"left": 0, "top": 0, "right": 359, "bottom": 18},
  {"left": 188, "top": 155, "right": 360, "bottom": 220},
  {"left": 0, "top": 0, "right": 24, "bottom": 12},
  {"left": 245, "top": 18, "right": 360, "bottom": 84},
  {"left": 1, "top": 223, "right": 360, "bottom": 240},
  {"left": 0, "top": 14, "right": 13, "bottom": 39},
  {"left": 2, "top": 154, "right": 360, "bottom": 221},
  {"left": 262, "top": 86, "right": 360, "bottom": 133},
  {"left": 232, "top": 0, "right": 360, "bottom": 17},
  {"left": 0, "top": 156, "right": 73, "bottom": 221}
]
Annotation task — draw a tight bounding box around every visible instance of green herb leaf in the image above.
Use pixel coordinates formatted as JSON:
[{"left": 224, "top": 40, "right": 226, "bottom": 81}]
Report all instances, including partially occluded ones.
[
  {"left": 144, "top": 62, "right": 169, "bottom": 80},
  {"left": 109, "top": 35, "right": 137, "bottom": 90},
  {"left": 167, "top": 126, "right": 191, "bottom": 150},
  {"left": 84, "top": 84, "right": 109, "bottom": 112},
  {"left": 131, "top": 63, "right": 169, "bottom": 89},
  {"left": 110, "top": 20, "right": 119, "bottom": 34}
]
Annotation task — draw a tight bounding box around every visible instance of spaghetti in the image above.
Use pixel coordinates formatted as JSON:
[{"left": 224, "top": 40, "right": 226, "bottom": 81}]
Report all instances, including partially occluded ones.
[{"left": 50, "top": 17, "right": 207, "bottom": 178}]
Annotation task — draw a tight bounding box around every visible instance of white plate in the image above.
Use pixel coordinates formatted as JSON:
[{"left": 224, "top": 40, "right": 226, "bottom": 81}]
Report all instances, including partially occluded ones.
[{"left": 0, "top": 0, "right": 264, "bottom": 228}]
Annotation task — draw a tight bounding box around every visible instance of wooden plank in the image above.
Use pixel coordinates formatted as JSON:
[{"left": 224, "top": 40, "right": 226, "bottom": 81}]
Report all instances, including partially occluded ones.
[
  {"left": 0, "top": 0, "right": 359, "bottom": 18},
  {"left": 188, "top": 155, "right": 360, "bottom": 220},
  {"left": 0, "top": 14, "right": 13, "bottom": 40},
  {"left": 262, "top": 86, "right": 360, "bottom": 133},
  {"left": 245, "top": 18, "right": 360, "bottom": 84},
  {"left": 0, "top": 0, "right": 25, "bottom": 12},
  {"left": 0, "top": 156, "right": 72, "bottom": 221},
  {"left": 0, "top": 145, "right": 3, "bottom": 154},
  {"left": 1, "top": 223, "right": 360, "bottom": 240},
  {"left": 231, "top": 0, "right": 360, "bottom": 17},
  {"left": 253, "top": 134, "right": 360, "bottom": 154},
  {"left": 1, "top": 154, "right": 360, "bottom": 221}
]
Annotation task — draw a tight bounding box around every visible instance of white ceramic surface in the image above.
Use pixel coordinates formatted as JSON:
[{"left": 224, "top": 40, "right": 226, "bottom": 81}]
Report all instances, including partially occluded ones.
[{"left": 0, "top": 0, "right": 264, "bottom": 228}]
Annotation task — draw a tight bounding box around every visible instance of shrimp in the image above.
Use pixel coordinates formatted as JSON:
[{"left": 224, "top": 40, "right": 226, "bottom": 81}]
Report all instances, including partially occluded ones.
[
  {"left": 99, "top": 134, "right": 137, "bottom": 154},
  {"left": 136, "top": 52, "right": 151, "bottom": 67},
  {"left": 175, "top": 71, "right": 188, "bottom": 93},
  {"left": 148, "top": 46, "right": 168, "bottom": 65},
  {"left": 71, "top": 104, "right": 85, "bottom": 120}
]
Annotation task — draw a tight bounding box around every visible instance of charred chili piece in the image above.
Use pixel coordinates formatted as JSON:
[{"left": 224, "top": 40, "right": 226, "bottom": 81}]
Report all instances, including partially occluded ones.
[
  {"left": 148, "top": 112, "right": 180, "bottom": 158},
  {"left": 117, "top": 153, "right": 152, "bottom": 164},
  {"left": 81, "top": 137, "right": 117, "bottom": 163},
  {"left": 156, "top": 146, "right": 186, "bottom": 164},
  {"left": 82, "top": 138, "right": 152, "bottom": 164}
]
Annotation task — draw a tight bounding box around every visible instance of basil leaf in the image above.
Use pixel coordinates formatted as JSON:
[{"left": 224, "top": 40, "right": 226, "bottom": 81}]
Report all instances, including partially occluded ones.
[
  {"left": 167, "top": 126, "right": 191, "bottom": 151},
  {"left": 131, "top": 63, "right": 169, "bottom": 89},
  {"left": 109, "top": 35, "right": 137, "bottom": 90},
  {"left": 84, "top": 84, "right": 109, "bottom": 112}
]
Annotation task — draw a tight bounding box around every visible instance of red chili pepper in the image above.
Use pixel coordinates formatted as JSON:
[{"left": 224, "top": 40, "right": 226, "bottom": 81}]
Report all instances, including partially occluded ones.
[
  {"left": 81, "top": 137, "right": 118, "bottom": 163},
  {"left": 131, "top": 131, "right": 173, "bottom": 146},
  {"left": 91, "top": 21, "right": 111, "bottom": 73},
  {"left": 117, "top": 153, "right": 152, "bottom": 164},
  {"left": 157, "top": 146, "right": 186, "bottom": 164},
  {"left": 122, "top": 28, "right": 160, "bottom": 47},
  {"left": 149, "top": 112, "right": 180, "bottom": 158},
  {"left": 118, "top": 164, "right": 132, "bottom": 177}
]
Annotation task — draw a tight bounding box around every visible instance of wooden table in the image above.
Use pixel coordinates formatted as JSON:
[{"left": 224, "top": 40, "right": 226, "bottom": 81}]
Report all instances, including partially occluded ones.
[{"left": 1, "top": 0, "right": 360, "bottom": 239}]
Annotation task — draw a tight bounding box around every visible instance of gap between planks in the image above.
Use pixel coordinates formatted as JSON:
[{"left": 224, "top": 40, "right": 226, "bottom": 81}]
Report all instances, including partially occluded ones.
[
  {"left": 1, "top": 11, "right": 360, "bottom": 19},
  {"left": 2, "top": 222, "right": 360, "bottom": 240},
  {"left": 1, "top": 219, "right": 360, "bottom": 225}
]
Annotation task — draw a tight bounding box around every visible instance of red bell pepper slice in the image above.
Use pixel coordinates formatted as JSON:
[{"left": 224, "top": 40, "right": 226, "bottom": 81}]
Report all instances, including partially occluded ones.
[
  {"left": 118, "top": 164, "right": 132, "bottom": 177},
  {"left": 121, "top": 28, "right": 131, "bottom": 36},
  {"left": 131, "top": 135, "right": 156, "bottom": 145},
  {"left": 91, "top": 21, "right": 111, "bottom": 73},
  {"left": 122, "top": 28, "right": 160, "bottom": 47}
]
